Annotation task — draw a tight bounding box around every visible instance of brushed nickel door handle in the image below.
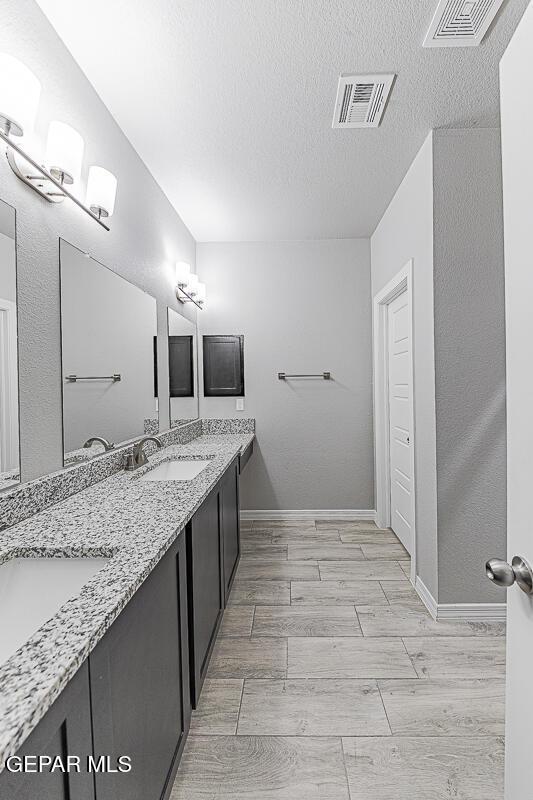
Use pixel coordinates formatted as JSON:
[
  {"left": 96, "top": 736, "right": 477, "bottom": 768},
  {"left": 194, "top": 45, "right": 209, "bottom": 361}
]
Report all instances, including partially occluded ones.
[{"left": 486, "top": 556, "right": 533, "bottom": 595}]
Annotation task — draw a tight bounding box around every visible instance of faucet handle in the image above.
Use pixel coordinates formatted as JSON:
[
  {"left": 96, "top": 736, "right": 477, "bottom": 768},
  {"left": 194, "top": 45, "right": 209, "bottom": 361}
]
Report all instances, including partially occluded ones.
[{"left": 124, "top": 452, "right": 136, "bottom": 471}]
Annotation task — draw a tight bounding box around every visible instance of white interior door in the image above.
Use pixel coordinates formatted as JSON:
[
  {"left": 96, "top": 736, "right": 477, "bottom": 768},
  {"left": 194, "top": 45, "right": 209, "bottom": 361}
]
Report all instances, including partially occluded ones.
[
  {"left": 500, "top": 4, "right": 533, "bottom": 798},
  {"left": 387, "top": 290, "right": 413, "bottom": 554}
]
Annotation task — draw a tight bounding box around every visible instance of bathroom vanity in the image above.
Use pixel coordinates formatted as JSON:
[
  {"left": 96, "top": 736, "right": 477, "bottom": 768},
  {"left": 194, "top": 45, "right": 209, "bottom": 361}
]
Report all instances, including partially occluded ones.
[{"left": 0, "top": 430, "right": 254, "bottom": 800}]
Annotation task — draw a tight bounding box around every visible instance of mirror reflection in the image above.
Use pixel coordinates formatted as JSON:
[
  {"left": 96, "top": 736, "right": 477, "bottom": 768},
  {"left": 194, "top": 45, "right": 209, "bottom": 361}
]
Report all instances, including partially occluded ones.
[
  {"left": 168, "top": 307, "right": 198, "bottom": 427},
  {"left": 0, "top": 199, "right": 19, "bottom": 490},
  {"left": 60, "top": 240, "right": 158, "bottom": 464}
]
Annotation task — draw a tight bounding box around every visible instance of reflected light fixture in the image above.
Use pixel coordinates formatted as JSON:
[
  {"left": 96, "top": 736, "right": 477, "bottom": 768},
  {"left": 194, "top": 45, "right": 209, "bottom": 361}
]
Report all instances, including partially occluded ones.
[
  {"left": 175, "top": 261, "right": 191, "bottom": 288},
  {"left": 186, "top": 273, "right": 199, "bottom": 298},
  {"left": 175, "top": 266, "right": 206, "bottom": 309},
  {"left": 45, "top": 121, "right": 84, "bottom": 185},
  {"left": 196, "top": 282, "right": 206, "bottom": 305},
  {"left": 0, "top": 54, "right": 41, "bottom": 137},
  {"left": 86, "top": 166, "right": 117, "bottom": 219}
]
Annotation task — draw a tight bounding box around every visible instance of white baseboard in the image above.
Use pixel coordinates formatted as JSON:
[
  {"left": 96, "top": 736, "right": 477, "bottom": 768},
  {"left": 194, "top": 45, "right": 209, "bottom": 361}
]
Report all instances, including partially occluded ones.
[
  {"left": 415, "top": 577, "right": 506, "bottom": 622},
  {"left": 240, "top": 509, "right": 377, "bottom": 522},
  {"left": 415, "top": 576, "right": 438, "bottom": 619}
]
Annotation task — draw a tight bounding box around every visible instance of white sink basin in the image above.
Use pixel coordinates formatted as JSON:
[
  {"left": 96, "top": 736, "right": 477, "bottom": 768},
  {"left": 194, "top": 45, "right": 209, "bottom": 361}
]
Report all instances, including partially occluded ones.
[
  {"left": 0, "top": 556, "right": 109, "bottom": 667},
  {"left": 140, "top": 459, "right": 212, "bottom": 482}
]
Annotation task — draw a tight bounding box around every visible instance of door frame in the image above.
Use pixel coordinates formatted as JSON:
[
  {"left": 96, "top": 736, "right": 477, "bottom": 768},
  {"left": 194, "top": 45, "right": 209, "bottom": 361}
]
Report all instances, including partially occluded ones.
[
  {"left": 0, "top": 296, "right": 19, "bottom": 473},
  {"left": 373, "top": 259, "right": 416, "bottom": 580}
]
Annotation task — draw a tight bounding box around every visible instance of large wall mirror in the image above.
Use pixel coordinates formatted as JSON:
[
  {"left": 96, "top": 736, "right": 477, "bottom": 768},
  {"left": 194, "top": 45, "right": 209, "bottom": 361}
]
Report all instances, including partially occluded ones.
[
  {"left": 167, "top": 307, "right": 199, "bottom": 427},
  {"left": 0, "top": 199, "right": 19, "bottom": 490},
  {"left": 60, "top": 240, "right": 158, "bottom": 464}
]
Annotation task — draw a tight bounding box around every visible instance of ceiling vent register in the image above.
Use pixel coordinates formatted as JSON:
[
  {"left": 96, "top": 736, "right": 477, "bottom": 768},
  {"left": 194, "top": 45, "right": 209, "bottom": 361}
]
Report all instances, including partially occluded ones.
[
  {"left": 423, "top": 0, "right": 505, "bottom": 47},
  {"left": 332, "top": 74, "right": 395, "bottom": 129}
]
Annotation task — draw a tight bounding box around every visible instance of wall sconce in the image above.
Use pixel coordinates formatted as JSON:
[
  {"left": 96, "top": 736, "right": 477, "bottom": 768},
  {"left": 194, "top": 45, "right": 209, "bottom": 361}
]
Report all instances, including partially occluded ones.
[
  {"left": 187, "top": 273, "right": 199, "bottom": 298},
  {"left": 175, "top": 262, "right": 206, "bottom": 309},
  {"left": 175, "top": 261, "right": 191, "bottom": 289},
  {"left": 0, "top": 54, "right": 41, "bottom": 138},
  {"left": 45, "top": 121, "right": 84, "bottom": 186},
  {"left": 196, "top": 282, "right": 206, "bottom": 305},
  {"left": 0, "top": 53, "right": 117, "bottom": 231},
  {"left": 86, "top": 166, "right": 117, "bottom": 219}
]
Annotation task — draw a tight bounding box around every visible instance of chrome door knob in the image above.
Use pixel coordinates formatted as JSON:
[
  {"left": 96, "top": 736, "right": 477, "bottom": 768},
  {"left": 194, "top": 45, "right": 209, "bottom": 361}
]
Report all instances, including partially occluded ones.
[{"left": 486, "top": 556, "right": 533, "bottom": 595}]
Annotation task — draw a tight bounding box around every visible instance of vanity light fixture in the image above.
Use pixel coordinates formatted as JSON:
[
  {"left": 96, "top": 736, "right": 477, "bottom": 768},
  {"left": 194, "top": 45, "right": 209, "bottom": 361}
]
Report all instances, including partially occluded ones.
[
  {"left": 44, "top": 121, "right": 84, "bottom": 186},
  {"left": 175, "top": 261, "right": 191, "bottom": 288},
  {"left": 186, "top": 273, "right": 199, "bottom": 298},
  {"left": 0, "top": 54, "right": 41, "bottom": 138},
  {"left": 195, "top": 282, "right": 207, "bottom": 306},
  {"left": 0, "top": 53, "right": 115, "bottom": 231},
  {"left": 86, "top": 165, "right": 117, "bottom": 219},
  {"left": 175, "top": 262, "right": 206, "bottom": 309}
]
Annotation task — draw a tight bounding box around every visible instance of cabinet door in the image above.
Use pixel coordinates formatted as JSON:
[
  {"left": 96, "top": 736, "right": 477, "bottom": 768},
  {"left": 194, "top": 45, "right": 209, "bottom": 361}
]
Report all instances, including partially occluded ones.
[
  {"left": 0, "top": 663, "right": 94, "bottom": 800},
  {"left": 188, "top": 487, "right": 223, "bottom": 706},
  {"left": 89, "top": 533, "right": 190, "bottom": 800},
  {"left": 202, "top": 335, "right": 244, "bottom": 396},
  {"left": 221, "top": 457, "right": 240, "bottom": 601}
]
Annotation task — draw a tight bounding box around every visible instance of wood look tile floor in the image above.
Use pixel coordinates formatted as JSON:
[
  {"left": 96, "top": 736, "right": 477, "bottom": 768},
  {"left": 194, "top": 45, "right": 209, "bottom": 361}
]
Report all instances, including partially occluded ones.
[{"left": 171, "top": 520, "right": 506, "bottom": 799}]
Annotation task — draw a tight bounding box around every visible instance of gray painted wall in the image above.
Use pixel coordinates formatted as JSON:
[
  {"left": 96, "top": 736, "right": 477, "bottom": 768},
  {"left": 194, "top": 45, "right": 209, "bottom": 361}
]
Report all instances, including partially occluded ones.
[
  {"left": 0, "top": 0, "right": 196, "bottom": 481},
  {"left": 371, "top": 134, "right": 439, "bottom": 599},
  {"left": 197, "top": 239, "right": 374, "bottom": 511},
  {"left": 371, "top": 129, "right": 506, "bottom": 606},
  {"left": 433, "top": 128, "right": 506, "bottom": 605}
]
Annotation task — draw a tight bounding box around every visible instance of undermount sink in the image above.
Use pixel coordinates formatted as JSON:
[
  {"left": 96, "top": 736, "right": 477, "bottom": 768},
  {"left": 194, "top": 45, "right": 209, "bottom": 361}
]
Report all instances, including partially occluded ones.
[
  {"left": 0, "top": 556, "right": 109, "bottom": 667},
  {"left": 140, "top": 459, "right": 212, "bottom": 482}
]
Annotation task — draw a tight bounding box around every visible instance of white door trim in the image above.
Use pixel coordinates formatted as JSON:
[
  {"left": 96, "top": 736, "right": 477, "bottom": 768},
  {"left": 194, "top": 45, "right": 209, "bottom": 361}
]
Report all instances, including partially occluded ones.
[
  {"left": 373, "top": 259, "right": 416, "bottom": 582},
  {"left": 0, "top": 297, "right": 19, "bottom": 473}
]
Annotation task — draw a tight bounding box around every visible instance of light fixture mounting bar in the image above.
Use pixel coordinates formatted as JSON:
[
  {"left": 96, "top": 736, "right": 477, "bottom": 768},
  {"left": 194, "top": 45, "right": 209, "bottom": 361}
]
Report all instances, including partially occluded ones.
[
  {"left": 176, "top": 285, "right": 203, "bottom": 310},
  {"left": 0, "top": 129, "right": 110, "bottom": 231}
]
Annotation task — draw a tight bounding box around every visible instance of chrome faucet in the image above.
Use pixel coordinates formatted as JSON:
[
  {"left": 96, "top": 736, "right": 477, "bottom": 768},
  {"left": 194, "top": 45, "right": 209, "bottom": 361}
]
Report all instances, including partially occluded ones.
[
  {"left": 124, "top": 436, "right": 163, "bottom": 471},
  {"left": 83, "top": 436, "right": 115, "bottom": 451}
]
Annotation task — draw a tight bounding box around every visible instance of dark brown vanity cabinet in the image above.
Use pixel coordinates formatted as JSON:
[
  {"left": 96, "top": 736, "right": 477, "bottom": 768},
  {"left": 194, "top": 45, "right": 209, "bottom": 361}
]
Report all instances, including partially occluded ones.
[
  {"left": 221, "top": 457, "right": 240, "bottom": 601},
  {"left": 89, "top": 532, "right": 190, "bottom": 800},
  {"left": 0, "top": 663, "right": 95, "bottom": 800},
  {"left": 187, "top": 455, "right": 240, "bottom": 707},
  {"left": 187, "top": 485, "right": 224, "bottom": 706},
  {"left": 1, "top": 451, "right": 247, "bottom": 799}
]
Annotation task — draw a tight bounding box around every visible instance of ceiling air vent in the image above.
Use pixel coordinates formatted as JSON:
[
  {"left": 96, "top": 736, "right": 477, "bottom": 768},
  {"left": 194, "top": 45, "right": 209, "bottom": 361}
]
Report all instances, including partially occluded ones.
[
  {"left": 423, "top": 0, "right": 505, "bottom": 47},
  {"left": 332, "top": 74, "right": 395, "bottom": 129}
]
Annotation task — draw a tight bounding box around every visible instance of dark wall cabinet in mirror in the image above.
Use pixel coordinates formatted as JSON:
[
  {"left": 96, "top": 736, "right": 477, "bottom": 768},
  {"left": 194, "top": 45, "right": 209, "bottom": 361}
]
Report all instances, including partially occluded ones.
[
  {"left": 203, "top": 335, "right": 244, "bottom": 397},
  {"left": 167, "top": 308, "right": 199, "bottom": 427},
  {"left": 60, "top": 240, "right": 158, "bottom": 465},
  {"left": 169, "top": 336, "right": 193, "bottom": 398},
  {"left": 0, "top": 199, "right": 19, "bottom": 491}
]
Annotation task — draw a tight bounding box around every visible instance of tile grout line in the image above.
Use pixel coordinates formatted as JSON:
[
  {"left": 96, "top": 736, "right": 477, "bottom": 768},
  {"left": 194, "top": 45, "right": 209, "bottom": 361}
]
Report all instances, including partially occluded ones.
[
  {"left": 234, "top": 677, "right": 246, "bottom": 736},
  {"left": 375, "top": 680, "right": 394, "bottom": 737},
  {"left": 353, "top": 604, "right": 363, "bottom": 636},
  {"left": 340, "top": 736, "right": 353, "bottom": 799},
  {"left": 399, "top": 636, "right": 421, "bottom": 678}
]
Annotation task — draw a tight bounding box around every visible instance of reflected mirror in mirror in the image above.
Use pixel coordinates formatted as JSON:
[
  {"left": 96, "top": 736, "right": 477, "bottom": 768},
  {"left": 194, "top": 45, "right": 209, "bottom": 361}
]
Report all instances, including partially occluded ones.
[
  {"left": 167, "top": 307, "right": 198, "bottom": 427},
  {"left": 60, "top": 240, "right": 158, "bottom": 464},
  {"left": 0, "top": 199, "right": 19, "bottom": 491}
]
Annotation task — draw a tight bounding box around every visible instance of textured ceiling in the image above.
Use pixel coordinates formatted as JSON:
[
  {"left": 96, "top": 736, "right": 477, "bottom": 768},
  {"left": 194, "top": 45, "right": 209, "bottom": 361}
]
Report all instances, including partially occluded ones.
[{"left": 35, "top": 0, "right": 528, "bottom": 241}]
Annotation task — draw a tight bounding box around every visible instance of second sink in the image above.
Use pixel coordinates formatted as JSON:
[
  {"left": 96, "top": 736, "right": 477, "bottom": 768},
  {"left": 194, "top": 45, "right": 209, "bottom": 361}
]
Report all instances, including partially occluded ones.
[
  {"left": 0, "top": 556, "right": 110, "bottom": 668},
  {"left": 140, "top": 459, "right": 212, "bottom": 482}
]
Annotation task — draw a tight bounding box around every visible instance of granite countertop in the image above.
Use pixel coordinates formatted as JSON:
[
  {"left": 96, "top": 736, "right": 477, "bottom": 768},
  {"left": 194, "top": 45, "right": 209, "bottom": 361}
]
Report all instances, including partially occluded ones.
[{"left": 0, "top": 432, "right": 254, "bottom": 768}]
